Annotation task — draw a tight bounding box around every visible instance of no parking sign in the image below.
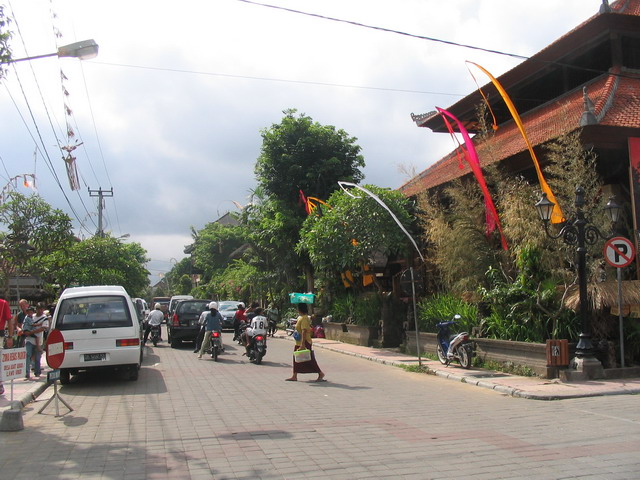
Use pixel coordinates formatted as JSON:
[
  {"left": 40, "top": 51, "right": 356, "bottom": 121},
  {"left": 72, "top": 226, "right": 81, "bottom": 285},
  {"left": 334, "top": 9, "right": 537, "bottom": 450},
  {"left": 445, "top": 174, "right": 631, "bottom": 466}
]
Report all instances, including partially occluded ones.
[{"left": 603, "top": 236, "right": 635, "bottom": 268}]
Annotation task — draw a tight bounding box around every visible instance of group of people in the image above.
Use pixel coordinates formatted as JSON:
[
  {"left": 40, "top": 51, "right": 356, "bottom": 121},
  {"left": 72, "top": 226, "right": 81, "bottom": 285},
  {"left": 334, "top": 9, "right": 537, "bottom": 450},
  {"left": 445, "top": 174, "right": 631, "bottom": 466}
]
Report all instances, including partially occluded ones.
[
  {"left": 0, "top": 297, "right": 52, "bottom": 395},
  {"left": 191, "top": 300, "right": 326, "bottom": 381}
]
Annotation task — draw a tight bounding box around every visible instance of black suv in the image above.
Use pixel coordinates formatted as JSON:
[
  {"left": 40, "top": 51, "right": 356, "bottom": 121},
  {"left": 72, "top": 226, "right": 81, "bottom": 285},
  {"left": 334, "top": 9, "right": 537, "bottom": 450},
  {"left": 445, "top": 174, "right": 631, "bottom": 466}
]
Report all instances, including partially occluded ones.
[{"left": 167, "top": 299, "right": 211, "bottom": 348}]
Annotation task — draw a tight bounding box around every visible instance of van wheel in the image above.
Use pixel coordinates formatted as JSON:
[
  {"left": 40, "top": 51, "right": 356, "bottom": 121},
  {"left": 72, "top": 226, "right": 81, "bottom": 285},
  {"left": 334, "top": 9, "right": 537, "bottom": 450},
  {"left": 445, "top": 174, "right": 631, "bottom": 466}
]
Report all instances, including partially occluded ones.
[{"left": 59, "top": 369, "right": 70, "bottom": 385}]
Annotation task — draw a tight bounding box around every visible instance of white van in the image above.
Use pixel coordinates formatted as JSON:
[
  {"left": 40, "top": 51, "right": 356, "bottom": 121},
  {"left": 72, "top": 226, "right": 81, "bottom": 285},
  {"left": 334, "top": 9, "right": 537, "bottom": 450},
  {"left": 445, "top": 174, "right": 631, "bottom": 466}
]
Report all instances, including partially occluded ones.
[{"left": 50, "top": 285, "right": 143, "bottom": 384}]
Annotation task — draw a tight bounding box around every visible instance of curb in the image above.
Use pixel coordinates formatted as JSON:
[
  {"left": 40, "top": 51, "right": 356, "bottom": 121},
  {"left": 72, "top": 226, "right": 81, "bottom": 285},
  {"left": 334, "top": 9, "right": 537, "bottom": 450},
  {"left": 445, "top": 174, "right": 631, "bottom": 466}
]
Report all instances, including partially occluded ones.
[
  {"left": 0, "top": 380, "right": 50, "bottom": 432},
  {"left": 279, "top": 335, "right": 640, "bottom": 401}
]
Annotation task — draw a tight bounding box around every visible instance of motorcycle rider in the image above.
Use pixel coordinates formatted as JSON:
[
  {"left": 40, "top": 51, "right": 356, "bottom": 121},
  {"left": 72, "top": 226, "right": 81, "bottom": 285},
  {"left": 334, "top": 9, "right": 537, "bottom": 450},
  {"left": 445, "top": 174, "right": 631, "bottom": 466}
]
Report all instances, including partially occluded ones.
[
  {"left": 232, "top": 302, "right": 246, "bottom": 342},
  {"left": 197, "top": 301, "right": 224, "bottom": 359},
  {"left": 242, "top": 307, "right": 268, "bottom": 356},
  {"left": 143, "top": 303, "right": 164, "bottom": 345}
]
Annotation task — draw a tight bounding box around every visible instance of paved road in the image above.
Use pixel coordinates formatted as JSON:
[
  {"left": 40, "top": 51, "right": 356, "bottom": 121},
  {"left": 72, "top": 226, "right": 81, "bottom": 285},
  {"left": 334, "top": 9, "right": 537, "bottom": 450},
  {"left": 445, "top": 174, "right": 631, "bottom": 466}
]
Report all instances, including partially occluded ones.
[{"left": 1, "top": 329, "right": 639, "bottom": 479}]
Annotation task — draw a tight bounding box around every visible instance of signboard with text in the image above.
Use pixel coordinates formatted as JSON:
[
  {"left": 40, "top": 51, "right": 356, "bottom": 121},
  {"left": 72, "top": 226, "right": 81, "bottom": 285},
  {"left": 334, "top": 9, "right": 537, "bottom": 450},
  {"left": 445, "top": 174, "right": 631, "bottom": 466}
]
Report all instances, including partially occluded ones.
[{"left": 1, "top": 347, "right": 27, "bottom": 381}]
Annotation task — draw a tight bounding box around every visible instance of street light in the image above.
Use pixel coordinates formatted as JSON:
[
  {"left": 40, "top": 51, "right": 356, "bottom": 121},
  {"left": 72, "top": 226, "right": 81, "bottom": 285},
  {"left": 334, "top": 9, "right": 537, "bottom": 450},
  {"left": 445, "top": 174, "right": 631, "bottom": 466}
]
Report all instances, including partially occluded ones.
[
  {"left": 535, "top": 186, "right": 621, "bottom": 378},
  {"left": 3, "top": 39, "right": 99, "bottom": 64}
]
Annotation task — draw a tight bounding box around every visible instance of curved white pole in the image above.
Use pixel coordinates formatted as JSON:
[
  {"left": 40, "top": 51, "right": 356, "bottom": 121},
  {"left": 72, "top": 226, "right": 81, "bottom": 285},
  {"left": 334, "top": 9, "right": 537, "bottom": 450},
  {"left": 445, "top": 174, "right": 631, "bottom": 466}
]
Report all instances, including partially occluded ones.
[{"left": 337, "top": 181, "right": 424, "bottom": 263}]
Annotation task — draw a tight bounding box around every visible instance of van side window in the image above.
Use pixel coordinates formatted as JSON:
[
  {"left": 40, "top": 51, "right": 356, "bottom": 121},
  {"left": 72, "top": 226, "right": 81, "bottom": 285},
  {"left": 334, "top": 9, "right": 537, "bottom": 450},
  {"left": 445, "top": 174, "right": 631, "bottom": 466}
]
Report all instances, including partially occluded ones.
[{"left": 56, "top": 296, "right": 133, "bottom": 330}]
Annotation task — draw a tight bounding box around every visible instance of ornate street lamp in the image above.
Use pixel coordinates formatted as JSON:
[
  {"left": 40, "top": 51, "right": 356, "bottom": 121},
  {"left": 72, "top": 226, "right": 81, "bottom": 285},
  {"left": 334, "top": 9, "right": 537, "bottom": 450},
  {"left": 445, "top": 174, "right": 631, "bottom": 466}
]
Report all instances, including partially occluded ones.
[{"left": 535, "top": 186, "right": 621, "bottom": 378}]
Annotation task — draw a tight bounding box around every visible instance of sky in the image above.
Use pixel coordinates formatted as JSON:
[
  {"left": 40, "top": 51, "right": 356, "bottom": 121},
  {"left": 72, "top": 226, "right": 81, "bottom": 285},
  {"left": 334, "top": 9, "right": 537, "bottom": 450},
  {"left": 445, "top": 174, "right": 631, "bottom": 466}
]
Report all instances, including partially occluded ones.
[{"left": 0, "top": 0, "right": 603, "bottom": 284}]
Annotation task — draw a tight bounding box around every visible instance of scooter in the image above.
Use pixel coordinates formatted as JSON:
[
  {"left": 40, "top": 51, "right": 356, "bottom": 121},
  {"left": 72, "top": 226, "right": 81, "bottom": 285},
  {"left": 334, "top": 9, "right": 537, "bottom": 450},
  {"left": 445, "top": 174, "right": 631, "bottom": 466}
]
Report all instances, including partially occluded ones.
[
  {"left": 207, "top": 331, "right": 223, "bottom": 361},
  {"left": 246, "top": 333, "right": 267, "bottom": 364},
  {"left": 285, "top": 318, "right": 297, "bottom": 336},
  {"left": 150, "top": 324, "right": 161, "bottom": 347},
  {"left": 436, "top": 314, "right": 473, "bottom": 369}
]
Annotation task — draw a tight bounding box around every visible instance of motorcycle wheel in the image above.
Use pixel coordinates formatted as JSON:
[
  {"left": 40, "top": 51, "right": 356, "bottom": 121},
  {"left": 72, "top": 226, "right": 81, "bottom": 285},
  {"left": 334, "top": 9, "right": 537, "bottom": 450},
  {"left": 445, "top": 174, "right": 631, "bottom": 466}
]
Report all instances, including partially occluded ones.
[
  {"left": 457, "top": 344, "right": 472, "bottom": 369},
  {"left": 436, "top": 344, "right": 448, "bottom": 365},
  {"left": 152, "top": 337, "right": 158, "bottom": 347},
  {"left": 212, "top": 346, "right": 218, "bottom": 361},
  {"left": 255, "top": 351, "right": 263, "bottom": 365}
]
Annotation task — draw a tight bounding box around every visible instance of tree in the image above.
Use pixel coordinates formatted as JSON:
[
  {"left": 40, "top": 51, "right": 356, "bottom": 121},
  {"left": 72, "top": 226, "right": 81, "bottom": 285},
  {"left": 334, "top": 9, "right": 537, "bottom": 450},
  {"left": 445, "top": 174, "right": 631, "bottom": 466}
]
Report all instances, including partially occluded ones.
[
  {"left": 298, "top": 185, "right": 414, "bottom": 293},
  {"left": 0, "top": 192, "right": 75, "bottom": 297},
  {"left": 0, "top": 5, "right": 12, "bottom": 78},
  {"left": 53, "top": 236, "right": 150, "bottom": 297},
  {"left": 255, "top": 109, "right": 365, "bottom": 203},
  {"left": 250, "top": 109, "right": 366, "bottom": 300}
]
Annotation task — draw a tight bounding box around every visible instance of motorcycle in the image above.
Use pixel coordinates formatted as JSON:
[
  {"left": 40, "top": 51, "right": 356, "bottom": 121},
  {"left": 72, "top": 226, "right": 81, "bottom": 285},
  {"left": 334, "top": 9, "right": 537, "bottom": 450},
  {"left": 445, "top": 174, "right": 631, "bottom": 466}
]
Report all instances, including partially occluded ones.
[
  {"left": 206, "top": 331, "right": 223, "bottom": 361},
  {"left": 150, "top": 324, "right": 161, "bottom": 347},
  {"left": 246, "top": 333, "right": 267, "bottom": 364},
  {"left": 436, "top": 314, "right": 473, "bottom": 369},
  {"left": 285, "top": 318, "right": 297, "bottom": 336}
]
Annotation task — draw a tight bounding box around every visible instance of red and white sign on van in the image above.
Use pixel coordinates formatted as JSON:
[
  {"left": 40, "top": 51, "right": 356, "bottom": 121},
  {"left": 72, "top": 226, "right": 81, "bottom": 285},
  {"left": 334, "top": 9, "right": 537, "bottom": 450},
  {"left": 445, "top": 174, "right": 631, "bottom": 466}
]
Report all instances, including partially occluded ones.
[{"left": 46, "top": 329, "right": 65, "bottom": 369}]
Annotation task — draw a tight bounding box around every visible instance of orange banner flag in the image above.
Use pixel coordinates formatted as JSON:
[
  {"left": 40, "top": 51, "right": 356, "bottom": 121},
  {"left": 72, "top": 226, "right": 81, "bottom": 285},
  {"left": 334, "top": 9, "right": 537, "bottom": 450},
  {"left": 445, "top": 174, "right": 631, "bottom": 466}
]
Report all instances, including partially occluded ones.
[{"left": 467, "top": 61, "right": 564, "bottom": 224}]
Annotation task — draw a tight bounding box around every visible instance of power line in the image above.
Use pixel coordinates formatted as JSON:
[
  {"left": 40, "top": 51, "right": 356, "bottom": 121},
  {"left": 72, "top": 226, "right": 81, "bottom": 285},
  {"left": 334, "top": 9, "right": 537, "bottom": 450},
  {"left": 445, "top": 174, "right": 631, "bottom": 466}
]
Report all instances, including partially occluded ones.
[{"left": 92, "top": 61, "right": 465, "bottom": 97}]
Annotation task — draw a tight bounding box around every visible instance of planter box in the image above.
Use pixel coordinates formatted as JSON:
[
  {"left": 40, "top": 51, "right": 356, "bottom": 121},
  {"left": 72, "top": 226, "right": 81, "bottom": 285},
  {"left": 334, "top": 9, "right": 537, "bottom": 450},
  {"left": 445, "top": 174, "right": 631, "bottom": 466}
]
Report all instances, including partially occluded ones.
[
  {"left": 323, "top": 322, "right": 379, "bottom": 347},
  {"left": 404, "top": 332, "right": 570, "bottom": 378}
]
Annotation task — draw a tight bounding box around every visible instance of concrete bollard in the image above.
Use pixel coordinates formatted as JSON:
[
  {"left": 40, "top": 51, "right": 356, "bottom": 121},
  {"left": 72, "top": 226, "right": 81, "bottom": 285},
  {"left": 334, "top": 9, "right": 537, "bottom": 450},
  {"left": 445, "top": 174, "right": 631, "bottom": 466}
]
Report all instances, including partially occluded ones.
[{"left": 0, "top": 401, "right": 24, "bottom": 431}]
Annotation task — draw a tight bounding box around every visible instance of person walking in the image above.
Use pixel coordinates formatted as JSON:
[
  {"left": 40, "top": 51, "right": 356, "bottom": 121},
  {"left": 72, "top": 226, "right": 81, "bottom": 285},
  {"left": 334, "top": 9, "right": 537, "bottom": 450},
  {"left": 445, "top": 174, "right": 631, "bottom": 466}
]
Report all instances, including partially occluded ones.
[
  {"left": 285, "top": 303, "right": 325, "bottom": 382},
  {"left": 143, "top": 303, "right": 164, "bottom": 345},
  {"left": 198, "top": 302, "right": 224, "bottom": 359}
]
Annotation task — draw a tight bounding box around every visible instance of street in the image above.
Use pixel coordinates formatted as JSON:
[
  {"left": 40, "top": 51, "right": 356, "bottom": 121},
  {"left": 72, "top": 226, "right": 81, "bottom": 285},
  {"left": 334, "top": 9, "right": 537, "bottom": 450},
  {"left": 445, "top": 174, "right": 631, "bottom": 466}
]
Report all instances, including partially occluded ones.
[{"left": 1, "top": 328, "right": 639, "bottom": 480}]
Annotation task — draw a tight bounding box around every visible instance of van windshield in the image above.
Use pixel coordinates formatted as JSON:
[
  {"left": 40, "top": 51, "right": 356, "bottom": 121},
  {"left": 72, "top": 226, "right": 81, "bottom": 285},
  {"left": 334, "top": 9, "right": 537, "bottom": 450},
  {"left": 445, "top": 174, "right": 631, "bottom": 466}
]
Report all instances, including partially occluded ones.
[{"left": 56, "top": 295, "right": 133, "bottom": 330}]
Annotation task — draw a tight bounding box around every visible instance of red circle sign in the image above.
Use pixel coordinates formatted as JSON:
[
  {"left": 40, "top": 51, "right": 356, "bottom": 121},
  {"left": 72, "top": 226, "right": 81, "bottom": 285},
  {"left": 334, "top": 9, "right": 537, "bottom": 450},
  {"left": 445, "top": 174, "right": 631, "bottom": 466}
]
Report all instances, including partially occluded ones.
[
  {"left": 46, "top": 329, "right": 65, "bottom": 369},
  {"left": 604, "top": 236, "right": 636, "bottom": 268}
]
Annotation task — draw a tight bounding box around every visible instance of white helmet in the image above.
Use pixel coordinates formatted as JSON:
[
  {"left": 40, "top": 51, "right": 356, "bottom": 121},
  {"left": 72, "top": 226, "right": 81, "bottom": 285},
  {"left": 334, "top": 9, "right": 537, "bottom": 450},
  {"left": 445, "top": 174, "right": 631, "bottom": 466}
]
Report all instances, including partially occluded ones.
[
  {"left": 208, "top": 301, "right": 218, "bottom": 310},
  {"left": 238, "top": 302, "right": 245, "bottom": 308},
  {"left": 154, "top": 303, "right": 162, "bottom": 310}
]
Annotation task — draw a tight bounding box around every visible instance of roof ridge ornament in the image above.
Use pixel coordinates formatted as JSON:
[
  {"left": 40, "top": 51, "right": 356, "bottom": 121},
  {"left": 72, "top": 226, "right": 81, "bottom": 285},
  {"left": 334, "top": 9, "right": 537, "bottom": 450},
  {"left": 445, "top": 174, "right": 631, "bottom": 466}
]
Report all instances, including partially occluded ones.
[
  {"left": 580, "top": 86, "right": 598, "bottom": 126},
  {"left": 600, "top": 0, "right": 611, "bottom": 14}
]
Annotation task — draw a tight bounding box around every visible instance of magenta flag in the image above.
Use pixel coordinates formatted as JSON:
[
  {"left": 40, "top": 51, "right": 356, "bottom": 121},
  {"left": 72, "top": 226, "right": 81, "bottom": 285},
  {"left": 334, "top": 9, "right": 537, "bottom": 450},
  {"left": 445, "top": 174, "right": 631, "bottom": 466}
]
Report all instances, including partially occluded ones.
[{"left": 436, "top": 107, "right": 508, "bottom": 250}]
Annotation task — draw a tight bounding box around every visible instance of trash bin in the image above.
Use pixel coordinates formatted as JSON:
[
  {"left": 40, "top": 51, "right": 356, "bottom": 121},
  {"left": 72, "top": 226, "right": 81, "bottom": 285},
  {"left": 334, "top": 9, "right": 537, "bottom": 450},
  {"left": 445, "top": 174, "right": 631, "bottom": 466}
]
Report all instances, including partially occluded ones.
[{"left": 546, "top": 339, "right": 569, "bottom": 367}]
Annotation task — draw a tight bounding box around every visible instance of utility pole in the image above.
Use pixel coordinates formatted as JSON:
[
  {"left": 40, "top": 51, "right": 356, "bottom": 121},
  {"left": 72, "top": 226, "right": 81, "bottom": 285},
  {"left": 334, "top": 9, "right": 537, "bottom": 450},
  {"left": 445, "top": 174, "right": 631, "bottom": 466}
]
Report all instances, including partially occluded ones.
[{"left": 88, "top": 187, "right": 113, "bottom": 237}]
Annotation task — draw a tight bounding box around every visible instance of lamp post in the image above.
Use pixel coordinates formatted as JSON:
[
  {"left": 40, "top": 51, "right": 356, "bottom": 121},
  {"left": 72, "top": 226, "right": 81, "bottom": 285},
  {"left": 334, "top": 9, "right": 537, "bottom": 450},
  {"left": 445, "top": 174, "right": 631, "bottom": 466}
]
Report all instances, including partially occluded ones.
[
  {"left": 535, "top": 186, "right": 621, "bottom": 378},
  {"left": 2, "top": 39, "right": 99, "bottom": 64}
]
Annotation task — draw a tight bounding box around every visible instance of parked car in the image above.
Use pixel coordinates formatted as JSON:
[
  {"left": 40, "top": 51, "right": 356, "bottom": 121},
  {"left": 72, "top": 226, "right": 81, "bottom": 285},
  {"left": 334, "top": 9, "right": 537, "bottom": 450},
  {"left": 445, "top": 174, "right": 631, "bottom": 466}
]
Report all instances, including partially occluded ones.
[
  {"left": 167, "top": 299, "right": 210, "bottom": 348},
  {"left": 218, "top": 301, "right": 241, "bottom": 330},
  {"left": 50, "top": 285, "right": 143, "bottom": 384}
]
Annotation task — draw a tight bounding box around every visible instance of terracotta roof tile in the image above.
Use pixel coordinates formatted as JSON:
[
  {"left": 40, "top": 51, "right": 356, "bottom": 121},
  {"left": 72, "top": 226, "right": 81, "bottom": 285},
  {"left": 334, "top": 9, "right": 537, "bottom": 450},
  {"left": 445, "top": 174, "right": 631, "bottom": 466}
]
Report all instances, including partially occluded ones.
[{"left": 400, "top": 73, "right": 640, "bottom": 197}]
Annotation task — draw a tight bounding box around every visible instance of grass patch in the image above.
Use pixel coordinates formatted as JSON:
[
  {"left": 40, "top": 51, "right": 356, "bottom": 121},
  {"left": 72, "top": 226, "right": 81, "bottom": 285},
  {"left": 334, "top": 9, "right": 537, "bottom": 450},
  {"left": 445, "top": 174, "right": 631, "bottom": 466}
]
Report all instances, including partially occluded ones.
[
  {"left": 398, "top": 364, "right": 432, "bottom": 374},
  {"left": 473, "top": 357, "right": 537, "bottom": 377}
]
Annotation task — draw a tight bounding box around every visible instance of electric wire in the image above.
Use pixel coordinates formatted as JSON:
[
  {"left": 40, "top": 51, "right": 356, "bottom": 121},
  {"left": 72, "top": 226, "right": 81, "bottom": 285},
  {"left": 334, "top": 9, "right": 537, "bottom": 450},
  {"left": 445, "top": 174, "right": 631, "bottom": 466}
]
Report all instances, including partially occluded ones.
[{"left": 91, "top": 61, "right": 465, "bottom": 97}]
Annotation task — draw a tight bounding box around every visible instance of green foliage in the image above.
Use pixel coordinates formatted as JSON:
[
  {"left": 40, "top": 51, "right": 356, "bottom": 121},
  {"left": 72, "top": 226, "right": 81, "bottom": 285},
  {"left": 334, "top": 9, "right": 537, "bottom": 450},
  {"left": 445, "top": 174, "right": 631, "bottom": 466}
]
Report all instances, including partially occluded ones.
[
  {"left": 52, "top": 236, "right": 149, "bottom": 297},
  {"left": 478, "top": 246, "right": 579, "bottom": 342},
  {"left": 416, "top": 180, "right": 500, "bottom": 294},
  {"left": 330, "top": 292, "right": 382, "bottom": 327},
  {"left": 298, "top": 185, "right": 413, "bottom": 289},
  {"left": 190, "top": 220, "right": 245, "bottom": 284},
  {"left": 0, "top": 6, "right": 12, "bottom": 78},
  {"left": 416, "top": 293, "right": 478, "bottom": 333},
  {"left": 255, "top": 109, "right": 365, "bottom": 203},
  {"left": 0, "top": 192, "right": 75, "bottom": 295}
]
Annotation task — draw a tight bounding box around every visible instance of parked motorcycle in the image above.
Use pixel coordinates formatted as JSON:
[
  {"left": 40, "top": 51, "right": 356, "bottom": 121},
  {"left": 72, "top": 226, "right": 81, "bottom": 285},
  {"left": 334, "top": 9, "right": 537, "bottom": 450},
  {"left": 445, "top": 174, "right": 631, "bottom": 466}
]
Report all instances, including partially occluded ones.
[
  {"left": 206, "top": 331, "right": 223, "bottom": 361},
  {"left": 285, "top": 318, "right": 297, "bottom": 336},
  {"left": 436, "top": 314, "right": 473, "bottom": 369},
  {"left": 150, "top": 324, "right": 161, "bottom": 347},
  {"left": 246, "top": 333, "right": 267, "bottom": 364}
]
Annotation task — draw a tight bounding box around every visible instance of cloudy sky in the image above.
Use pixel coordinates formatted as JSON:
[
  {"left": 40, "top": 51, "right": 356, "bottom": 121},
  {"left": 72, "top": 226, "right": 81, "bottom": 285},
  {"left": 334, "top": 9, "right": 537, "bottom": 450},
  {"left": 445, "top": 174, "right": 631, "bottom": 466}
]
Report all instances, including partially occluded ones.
[{"left": 0, "top": 0, "right": 602, "bottom": 283}]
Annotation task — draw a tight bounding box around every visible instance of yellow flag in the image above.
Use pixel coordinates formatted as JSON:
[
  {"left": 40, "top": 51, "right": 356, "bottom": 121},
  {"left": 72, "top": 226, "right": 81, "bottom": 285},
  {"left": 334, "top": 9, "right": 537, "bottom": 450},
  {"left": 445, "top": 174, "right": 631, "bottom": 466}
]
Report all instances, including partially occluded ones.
[{"left": 468, "top": 62, "right": 564, "bottom": 223}]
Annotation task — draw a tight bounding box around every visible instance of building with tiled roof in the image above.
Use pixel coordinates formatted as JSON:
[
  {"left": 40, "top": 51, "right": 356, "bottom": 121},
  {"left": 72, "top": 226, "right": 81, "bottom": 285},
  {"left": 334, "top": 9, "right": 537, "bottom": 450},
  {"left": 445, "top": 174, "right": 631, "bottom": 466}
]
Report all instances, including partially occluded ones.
[{"left": 401, "top": 0, "right": 640, "bottom": 202}]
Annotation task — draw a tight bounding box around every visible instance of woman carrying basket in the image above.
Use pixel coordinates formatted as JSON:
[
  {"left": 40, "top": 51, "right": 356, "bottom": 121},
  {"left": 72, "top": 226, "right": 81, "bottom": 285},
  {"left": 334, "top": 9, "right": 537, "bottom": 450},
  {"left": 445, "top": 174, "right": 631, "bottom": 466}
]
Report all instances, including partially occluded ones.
[{"left": 285, "top": 303, "right": 326, "bottom": 382}]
